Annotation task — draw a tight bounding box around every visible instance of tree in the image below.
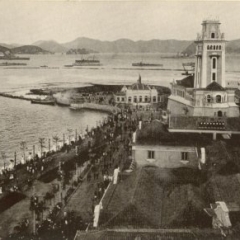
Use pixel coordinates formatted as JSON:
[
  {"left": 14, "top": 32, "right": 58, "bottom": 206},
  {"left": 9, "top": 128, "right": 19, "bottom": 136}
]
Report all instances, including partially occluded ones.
[
  {"left": 53, "top": 135, "right": 60, "bottom": 151},
  {"left": 39, "top": 138, "right": 45, "bottom": 157},
  {"left": 20, "top": 141, "right": 26, "bottom": 162}
]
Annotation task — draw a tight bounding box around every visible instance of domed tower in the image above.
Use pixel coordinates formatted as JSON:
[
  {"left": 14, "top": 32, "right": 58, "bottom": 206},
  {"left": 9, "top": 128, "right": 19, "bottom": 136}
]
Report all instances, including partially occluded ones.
[{"left": 194, "top": 20, "right": 226, "bottom": 88}]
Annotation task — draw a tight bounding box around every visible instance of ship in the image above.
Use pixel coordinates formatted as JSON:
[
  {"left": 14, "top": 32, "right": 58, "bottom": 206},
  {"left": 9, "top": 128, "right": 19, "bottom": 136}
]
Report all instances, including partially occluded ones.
[
  {"left": 31, "top": 96, "right": 55, "bottom": 105},
  {"left": 73, "top": 57, "right": 101, "bottom": 66},
  {"left": 0, "top": 62, "right": 27, "bottom": 66},
  {"left": 182, "top": 62, "right": 195, "bottom": 76},
  {"left": 132, "top": 62, "right": 163, "bottom": 67},
  {"left": 0, "top": 56, "right": 30, "bottom": 60}
]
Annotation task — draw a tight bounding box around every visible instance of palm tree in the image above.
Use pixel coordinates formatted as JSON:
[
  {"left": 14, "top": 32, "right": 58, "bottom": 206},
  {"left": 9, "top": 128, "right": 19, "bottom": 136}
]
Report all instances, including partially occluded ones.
[
  {"left": 20, "top": 141, "right": 26, "bottom": 162},
  {"left": 52, "top": 135, "right": 60, "bottom": 151},
  {"left": 39, "top": 138, "right": 45, "bottom": 157}
]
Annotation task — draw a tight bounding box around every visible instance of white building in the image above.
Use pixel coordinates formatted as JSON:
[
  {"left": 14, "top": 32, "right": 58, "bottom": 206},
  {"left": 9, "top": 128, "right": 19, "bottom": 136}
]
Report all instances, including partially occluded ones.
[
  {"left": 168, "top": 20, "right": 239, "bottom": 118},
  {"left": 114, "top": 76, "right": 165, "bottom": 110}
]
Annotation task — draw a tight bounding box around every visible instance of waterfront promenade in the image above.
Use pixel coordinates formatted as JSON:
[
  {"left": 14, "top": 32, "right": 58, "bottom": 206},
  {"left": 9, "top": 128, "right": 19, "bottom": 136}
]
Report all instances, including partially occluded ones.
[{"left": 0, "top": 108, "right": 142, "bottom": 239}]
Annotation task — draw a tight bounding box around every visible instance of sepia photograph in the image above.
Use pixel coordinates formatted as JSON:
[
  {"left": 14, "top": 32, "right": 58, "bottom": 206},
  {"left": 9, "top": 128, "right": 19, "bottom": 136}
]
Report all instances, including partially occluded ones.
[{"left": 1, "top": 0, "right": 240, "bottom": 239}]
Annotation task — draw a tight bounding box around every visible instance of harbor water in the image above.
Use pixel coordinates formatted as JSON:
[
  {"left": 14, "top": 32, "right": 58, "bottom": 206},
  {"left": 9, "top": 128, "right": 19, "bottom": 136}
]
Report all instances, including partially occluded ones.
[{"left": 1, "top": 53, "right": 240, "bottom": 166}]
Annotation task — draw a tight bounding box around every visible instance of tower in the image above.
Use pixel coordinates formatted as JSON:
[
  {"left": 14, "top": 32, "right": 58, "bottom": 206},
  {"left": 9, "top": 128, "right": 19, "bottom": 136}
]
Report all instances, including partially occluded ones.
[{"left": 194, "top": 20, "right": 226, "bottom": 89}]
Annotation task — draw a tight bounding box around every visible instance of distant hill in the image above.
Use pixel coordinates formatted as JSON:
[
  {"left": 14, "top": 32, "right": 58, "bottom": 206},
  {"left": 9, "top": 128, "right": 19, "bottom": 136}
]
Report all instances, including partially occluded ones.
[
  {"left": 11, "top": 45, "right": 51, "bottom": 54},
  {"left": 0, "top": 43, "right": 20, "bottom": 49},
  {"left": 66, "top": 48, "right": 98, "bottom": 55},
  {"left": 0, "top": 45, "right": 12, "bottom": 55},
  {"left": 63, "top": 37, "right": 192, "bottom": 53},
  {"left": 33, "top": 40, "right": 67, "bottom": 53}
]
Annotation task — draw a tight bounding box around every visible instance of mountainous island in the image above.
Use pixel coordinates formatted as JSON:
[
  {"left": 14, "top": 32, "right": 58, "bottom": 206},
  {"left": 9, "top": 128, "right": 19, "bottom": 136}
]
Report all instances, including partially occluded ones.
[{"left": 1, "top": 37, "right": 240, "bottom": 55}]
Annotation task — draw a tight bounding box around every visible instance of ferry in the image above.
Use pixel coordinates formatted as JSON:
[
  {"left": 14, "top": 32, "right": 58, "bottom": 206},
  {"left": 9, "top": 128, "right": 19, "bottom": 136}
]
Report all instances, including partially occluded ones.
[{"left": 0, "top": 62, "right": 27, "bottom": 66}]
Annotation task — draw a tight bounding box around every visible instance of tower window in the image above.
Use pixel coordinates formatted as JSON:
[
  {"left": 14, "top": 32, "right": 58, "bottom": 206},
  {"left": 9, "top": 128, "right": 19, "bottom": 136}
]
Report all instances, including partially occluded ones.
[
  {"left": 211, "top": 33, "right": 215, "bottom": 39},
  {"left": 212, "top": 73, "right": 216, "bottom": 81},
  {"left": 212, "top": 58, "right": 217, "bottom": 69},
  {"left": 216, "top": 95, "right": 222, "bottom": 103}
]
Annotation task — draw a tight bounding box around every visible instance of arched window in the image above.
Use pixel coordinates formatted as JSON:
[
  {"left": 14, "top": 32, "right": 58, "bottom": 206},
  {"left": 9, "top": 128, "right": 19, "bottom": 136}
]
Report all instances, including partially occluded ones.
[
  {"left": 128, "top": 97, "right": 132, "bottom": 102},
  {"left": 209, "top": 45, "right": 212, "bottom": 50},
  {"left": 207, "top": 45, "right": 210, "bottom": 50},
  {"left": 219, "top": 45, "right": 221, "bottom": 50},
  {"left": 218, "top": 111, "right": 223, "bottom": 117},
  {"left": 139, "top": 96, "right": 142, "bottom": 102},
  {"left": 211, "top": 33, "right": 215, "bottom": 39},
  {"left": 213, "top": 45, "right": 215, "bottom": 50},
  {"left": 153, "top": 96, "right": 157, "bottom": 103},
  {"left": 212, "top": 58, "right": 217, "bottom": 69},
  {"left": 134, "top": 96, "right": 137, "bottom": 103},
  {"left": 216, "top": 95, "right": 222, "bottom": 103},
  {"left": 216, "top": 46, "right": 218, "bottom": 50},
  {"left": 145, "top": 96, "right": 148, "bottom": 102},
  {"left": 207, "top": 95, "right": 211, "bottom": 103}
]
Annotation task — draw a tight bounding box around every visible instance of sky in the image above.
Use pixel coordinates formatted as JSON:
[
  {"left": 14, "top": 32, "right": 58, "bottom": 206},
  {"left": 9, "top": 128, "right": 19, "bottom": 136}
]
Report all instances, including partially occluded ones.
[{"left": 1, "top": 1, "right": 240, "bottom": 45}]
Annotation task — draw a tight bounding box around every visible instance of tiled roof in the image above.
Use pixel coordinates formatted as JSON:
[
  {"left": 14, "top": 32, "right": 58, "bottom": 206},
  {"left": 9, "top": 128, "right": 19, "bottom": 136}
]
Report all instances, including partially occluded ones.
[
  {"left": 131, "top": 82, "right": 150, "bottom": 90},
  {"left": 205, "top": 82, "right": 225, "bottom": 91},
  {"left": 136, "top": 120, "right": 211, "bottom": 146},
  {"left": 99, "top": 167, "right": 210, "bottom": 228},
  {"left": 176, "top": 75, "right": 194, "bottom": 88}
]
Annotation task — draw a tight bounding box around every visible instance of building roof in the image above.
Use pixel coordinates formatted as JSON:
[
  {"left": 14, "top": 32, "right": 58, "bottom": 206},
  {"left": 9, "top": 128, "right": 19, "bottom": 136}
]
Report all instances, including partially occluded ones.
[
  {"left": 135, "top": 120, "right": 211, "bottom": 146},
  {"left": 205, "top": 82, "right": 225, "bottom": 91},
  {"left": 99, "top": 166, "right": 210, "bottom": 229},
  {"left": 169, "top": 116, "right": 240, "bottom": 132},
  {"left": 130, "top": 75, "right": 151, "bottom": 91},
  {"left": 74, "top": 228, "right": 225, "bottom": 240},
  {"left": 176, "top": 75, "right": 194, "bottom": 88}
]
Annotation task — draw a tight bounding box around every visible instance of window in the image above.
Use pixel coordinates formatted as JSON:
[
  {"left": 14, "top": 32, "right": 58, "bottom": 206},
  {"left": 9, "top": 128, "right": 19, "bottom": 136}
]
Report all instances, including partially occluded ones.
[
  {"left": 148, "top": 151, "right": 155, "bottom": 159},
  {"left": 145, "top": 96, "right": 148, "bottom": 102},
  {"left": 207, "top": 95, "right": 211, "bottom": 103},
  {"left": 216, "top": 95, "right": 222, "bottom": 103},
  {"left": 213, "top": 45, "right": 215, "bottom": 50},
  {"left": 212, "top": 73, "right": 216, "bottom": 81},
  {"left": 153, "top": 96, "right": 157, "bottom": 102},
  {"left": 218, "top": 111, "right": 223, "bottom": 117},
  {"left": 181, "top": 152, "right": 188, "bottom": 160},
  {"left": 219, "top": 45, "right": 221, "bottom": 50},
  {"left": 207, "top": 45, "right": 210, "bottom": 50},
  {"left": 121, "top": 97, "right": 124, "bottom": 102},
  {"left": 134, "top": 96, "right": 137, "bottom": 103},
  {"left": 211, "top": 33, "right": 215, "bottom": 39},
  {"left": 128, "top": 97, "right": 132, "bottom": 102},
  {"left": 216, "top": 46, "right": 218, "bottom": 50},
  {"left": 117, "top": 97, "right": 120, "bottom": 102},
  {"left": 139, "top": 96, "right": 142, "bottom": 102},
  {"left": 212, "top": 58, "right": 216, "bottom": 69}
]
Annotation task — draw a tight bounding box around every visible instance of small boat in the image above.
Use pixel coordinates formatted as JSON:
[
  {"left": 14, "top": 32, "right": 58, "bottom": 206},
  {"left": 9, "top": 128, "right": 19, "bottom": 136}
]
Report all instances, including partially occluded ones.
[
  {"left": 31, "top": 97, "right": 55, "bottom": 105},
  {"left": 64, "top": 65, "right": 73, "bottom": 67},
  {"left": 40, "top": 65, "right": 48, "bottom": 68},
  {"left": 132, "top": 62, "right": 163, "bottom": 67},
  {"left": 182, "top": 62, "right": 195, "bottom": 75}
]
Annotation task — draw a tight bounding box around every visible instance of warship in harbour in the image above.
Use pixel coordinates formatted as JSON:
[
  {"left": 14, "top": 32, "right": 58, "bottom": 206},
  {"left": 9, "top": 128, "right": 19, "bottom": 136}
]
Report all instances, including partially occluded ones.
[
  {"left": 132, "top": 61, "right": 163, "bottom": 67},
  {"left": 73, "top": 56, "right": 101, "bottom": 66}
]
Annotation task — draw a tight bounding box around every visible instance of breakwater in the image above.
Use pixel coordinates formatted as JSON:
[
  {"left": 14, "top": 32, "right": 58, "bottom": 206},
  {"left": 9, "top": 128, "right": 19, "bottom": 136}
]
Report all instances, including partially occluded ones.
[{"left": 70, "top": 102, "right": 120, "bottom": 114}]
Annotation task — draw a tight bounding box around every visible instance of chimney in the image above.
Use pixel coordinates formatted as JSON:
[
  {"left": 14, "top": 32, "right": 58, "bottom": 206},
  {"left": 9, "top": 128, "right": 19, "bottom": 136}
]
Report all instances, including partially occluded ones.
[
  {"left": 132, "top": 132, "right": 136, "bottom": 143},
  {"left": 138, "top": 74, "right": 142, "bottom": 84},
  {"left": 200, "top": 148, "right": 206, "bottom": 164},
  {"left": 139, "top": 121, "right": 142, "bottom": 130}
]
